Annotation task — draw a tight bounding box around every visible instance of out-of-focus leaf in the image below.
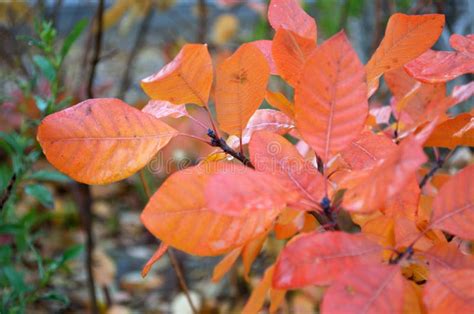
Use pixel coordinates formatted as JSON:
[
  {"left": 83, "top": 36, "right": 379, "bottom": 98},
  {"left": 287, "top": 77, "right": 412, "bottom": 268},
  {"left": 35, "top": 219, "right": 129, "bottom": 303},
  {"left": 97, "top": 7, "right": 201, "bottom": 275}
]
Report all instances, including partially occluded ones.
[
  {"left": 212, "top": 247, "right": 241, "bottom": 282},
  {"left": 25, "top": 184, "right": 54, "bottom": 208},
  {"left": 33, "top": 95, "right": 48, "bottom": 112},
  {"left": 27, "top": 170, "right": 71, "bottom": 183},
  {"left": 37, "top": 98, "right": 177, "bottom": 184},
  {"left": 265, "top": 90, "right": 294, "bottom": 118},
  {"left": 242, "top": 265, "right": 275, "bottom": 314},
  {"left": 321, "top": 265, "right": 405, "bottom": 314},
  {"left": 142, "top": 243, "right": 169, "bottom": 278},
  {"left": 268, "top": 0, "right": 317, "bottom": 39},
  {"left": 40, "top": 292, "right": 69, "bottom": 305},
  {"left": 296, "top": 31, "right": 367, "bottom": 162},
  {"left": 33, "top": 55, "right": 56, "bottom": 82},
  {"left": 430, "top": 164, "right": 474, "bottom": 239},
  {"left": 141, "top": 44, "right": 213, "bottom": 106},
  {"left": 273, "top": 232, "right": 382, "bottom": 288},
  {"left": 60, "top": 19, "right": 88, "bottom": 60}
]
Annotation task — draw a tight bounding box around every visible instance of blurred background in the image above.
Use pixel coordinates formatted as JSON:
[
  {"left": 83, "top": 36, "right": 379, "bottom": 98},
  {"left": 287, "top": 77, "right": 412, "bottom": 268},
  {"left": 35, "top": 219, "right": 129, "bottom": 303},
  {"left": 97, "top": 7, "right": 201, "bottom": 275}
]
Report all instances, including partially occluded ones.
[{"left": 0, "top": 0, "right": 472, "bottom": 313}]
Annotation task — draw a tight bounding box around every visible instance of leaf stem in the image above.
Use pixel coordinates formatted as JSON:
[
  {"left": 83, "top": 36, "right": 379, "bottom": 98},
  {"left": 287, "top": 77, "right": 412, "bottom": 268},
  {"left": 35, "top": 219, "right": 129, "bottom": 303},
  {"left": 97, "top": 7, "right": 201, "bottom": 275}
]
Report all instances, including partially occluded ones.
[
  {"left": 207, "top": 129, "right": 254, "bottom": 168},
  {"left": 419, "top": 148, "right": 453, "bottom": 188}
]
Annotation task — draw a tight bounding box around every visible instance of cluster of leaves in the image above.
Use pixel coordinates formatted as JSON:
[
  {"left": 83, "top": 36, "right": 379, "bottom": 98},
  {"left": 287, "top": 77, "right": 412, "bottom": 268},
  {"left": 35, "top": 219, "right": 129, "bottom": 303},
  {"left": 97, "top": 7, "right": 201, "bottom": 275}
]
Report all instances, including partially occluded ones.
[
  {"left": 0, "top": 20, "right": 86, "bottom": 311},
  {"left": 36, "top": 0, "right": 473, "bottom": 312}
]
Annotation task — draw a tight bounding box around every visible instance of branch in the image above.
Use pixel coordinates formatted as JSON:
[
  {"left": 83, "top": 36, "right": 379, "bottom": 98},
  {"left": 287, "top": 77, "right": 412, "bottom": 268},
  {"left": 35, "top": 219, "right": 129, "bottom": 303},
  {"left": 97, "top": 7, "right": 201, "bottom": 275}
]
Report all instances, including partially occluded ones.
[
  {"left": 207, "top": 129, "right": 254, "bottom": 168},
  {"left": 0, "top": 173, "right": 16, "bottom": 212},
  {"left": 419, "top": 148, "right": 453, "bottom": 189}
]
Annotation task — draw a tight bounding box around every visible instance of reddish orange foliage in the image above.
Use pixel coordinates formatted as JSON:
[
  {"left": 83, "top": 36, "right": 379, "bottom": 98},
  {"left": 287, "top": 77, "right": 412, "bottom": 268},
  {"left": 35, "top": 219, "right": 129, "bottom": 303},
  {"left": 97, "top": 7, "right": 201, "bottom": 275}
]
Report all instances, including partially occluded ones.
[{"left": 36, "top": 0, "right": 473, "bottom": 312}]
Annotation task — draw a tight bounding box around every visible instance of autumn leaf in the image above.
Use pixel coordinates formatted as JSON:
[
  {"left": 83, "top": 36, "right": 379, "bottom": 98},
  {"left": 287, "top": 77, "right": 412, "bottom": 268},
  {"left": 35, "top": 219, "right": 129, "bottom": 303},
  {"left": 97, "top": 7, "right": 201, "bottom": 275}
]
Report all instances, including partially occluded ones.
[
  {"left": 204, "top": 164, "right": 290, "bottom": 217},
  {"left": 295, "top": 31, "right": 368, "bottom": 163},
  {"left": 424, "top": 112, "right": 474, "bottom": 148},
  {"left": 242, "top": 265, "right": 275, "bottom": 314},
  {"left": 366, "top": 13, "right": 445, "bottom": 95},
  {"left": 242, "top": 232, "right": 268, "bottom": 281},
  {"left": 423, "top": 268, "right": 474, "bottom": 313},
  {"left": 272, "top": 232, "right": 382, "bottom": 288},
  {"left": 430, "top": 164, "right": 474, "bottom": 240},
  {"left": 212, "top": 247, "right": 242, "bottom": 282},
  {"left": 242, "top": 109, "right": 294, "bottom": 144},
  {"left": 141, "top": 44, "right": 213, "bottom": 106},
  {"left": 423, "top": 243, "right": 474, "bottom": 271},
  {"left": 249, "top": 131, "right": 326, "bottom": 211},
  {"left": 342, "top": 136, "right": 427, "bottom": 213},
  {"left": 265, "top": 90, "right": 294, "bottom": 118},
  {"left": 142, "top": 99, "right": 187, "bottom": 119},
  {"left": 215, "top": 43, "right": 270, "bottom": 136},
  {"left": 141, "top": 163, "right": 280, "bottom": 256},
  {"left": 272, "top": 28, "right": 316, "bottom": 87},
  {"left": 37, "top": 98, "right": 177, "bottom": 184},
  {"left": 142, "top": 243, "right": 169, "bottom": 278},
  {"left": 267, "top": 0, "right": 317, "bottom": 40},
  {"left": 405, "top": 34, "right": 474, "bottom": 83},
  {"left": 340, "top": 130, "right": 397, "bottom": 171},
  {"left": 250, "top": 40, "right": 278, "bottom": 74},
  {"left": 321, "top": 265, "right": 405, "bottom": 314}
]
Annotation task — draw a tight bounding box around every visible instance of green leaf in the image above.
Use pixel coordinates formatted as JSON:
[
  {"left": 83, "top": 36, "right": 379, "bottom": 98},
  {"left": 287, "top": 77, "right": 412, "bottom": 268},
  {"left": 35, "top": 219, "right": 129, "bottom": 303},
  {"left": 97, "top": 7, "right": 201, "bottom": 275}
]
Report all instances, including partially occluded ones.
[
  {"left": 3, "top": 266, "right": 27, "bottom": 293},
  {"left": 40, "top": 291, "right": 69, "bottom": 305},
  {"left": 34, "top": 95, "right": 48, "bottom": 112},
  {"left": 0, "top": 164, "right": 12, "bottom": 191},
  {"left": 60, "top": 19, "right": 88, "bottom": 60},
  {"left": 33, "top": 55, "right": 56, "bottom": 82},
  {"left": 24, "top": 184, "right": 54, "bottom": 208},
  {"left": 48, "top": 244, "right": 83, "bottom": 273},
  {"left": 27, "top": 170, "right": 71, "bottom": 183}
]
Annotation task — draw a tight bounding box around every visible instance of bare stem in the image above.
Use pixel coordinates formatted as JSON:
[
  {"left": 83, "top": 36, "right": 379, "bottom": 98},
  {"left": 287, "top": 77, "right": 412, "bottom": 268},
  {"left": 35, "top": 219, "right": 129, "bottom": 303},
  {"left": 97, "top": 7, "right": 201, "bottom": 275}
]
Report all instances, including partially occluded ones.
[{"left": 207, "top": 129, "right": 254, "bottom": 168}]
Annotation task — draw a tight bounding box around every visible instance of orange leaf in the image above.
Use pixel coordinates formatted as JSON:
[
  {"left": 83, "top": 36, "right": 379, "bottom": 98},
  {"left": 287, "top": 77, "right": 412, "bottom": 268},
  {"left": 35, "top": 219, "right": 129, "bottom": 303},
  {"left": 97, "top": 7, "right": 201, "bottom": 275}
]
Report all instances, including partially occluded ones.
[
  {"left": 424, "top": 113, "right": 474, "bottom": 148},
  {"left": 430, "top": 164, "right": 474, "bottom": 240},
  {"left": 267, "top": 0, "right": 317, "bottom": 40},
  {"left": 423, "top": 268, "right": 474, "bottom": 313},
  {"left": 273, "top": 232, "right": 382, "bottom": 288},
  {"left": 215, "top": 43, "right": 270, "bottom": 136},
  {"left": 366, "top": 13, "right": 444, "bottom": 94},
  {"left": 141, "top": 44, "right": 213, "bottom": 106},
  {"left": 340, "top": 130, "right": 397, "bottom": 171},
  {"left": 242, "top": 109, "right": 294, "bottom": 144},
  {"left": 141, "top": 163, "right": 280, "bottom": 256},
  {"left": 205, "top": 164, "right": 289, "bottom": 217},
  {"left": 37, "top": 98, "right": 177, "bottom": 184},
  {"left": 342, "top": 136, "right": 427, "bottom": 213},
  {"left": 405, "top": 34, "right": 474, "bottom": 83},
  {"left": 269, "top": 288, "right": 286, "bottom": 313},
  {"left": 271, "top": 28, "right": 316, "bottom": 87},
  {"left": 242, "top": 232, "right": 268, "bottom": 281},
  {"left": 423, "top": 243, "right": 474, "bottom": 271},
  {"left": 142, "top": 100, "right": 187, "bottom": 119},
  {"left": 265, "top": 90, "right": 294, "bottom": 118},
  {"left": 274, "top": 208, "right": 304, "bottom": 240},
  {"left": 321, "top": 265, "right": 405, "bottom": 314},
  {"left": 141, "top": 243, "right": 169, "bottom": 278},
  {"left": 249, "top": 131, "right": 326, "bottom": 210},
  {"left": 295, "top": 31, "right": 368, "bottom": 162},
  {"left": 250, "top": 40, "right": 277, "bottom": 74},
  {"left": 403, "top": 280, "right": 424, "bottom": 314},
  {"left": 212, "top": 247, "right": 242, "bottom": 282},
  {"left": 242, "top": 265, "right": 275, "bottom": 314}
]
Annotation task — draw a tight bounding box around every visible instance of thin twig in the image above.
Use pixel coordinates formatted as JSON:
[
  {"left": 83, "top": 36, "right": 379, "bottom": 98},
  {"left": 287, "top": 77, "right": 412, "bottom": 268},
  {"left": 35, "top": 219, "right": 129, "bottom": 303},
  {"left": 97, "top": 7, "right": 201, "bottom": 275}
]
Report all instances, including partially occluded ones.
[
  {"left": 138, "top": 170, "right": 197, "bottom": 313},
  {"left": 86, "top": 0, "right": 104, "bottom": 99},
  {"left": 419, "top": 148, "right": 453, "bottom": 188},
  {"left": 197, "top": 0, "right": 207, "bottom": 43},
  {"left": 0, "top": 173, "right": 16, "bottom": 212},
  {"left": 207, "top": 129, "right": 254, "bottom": 168}
]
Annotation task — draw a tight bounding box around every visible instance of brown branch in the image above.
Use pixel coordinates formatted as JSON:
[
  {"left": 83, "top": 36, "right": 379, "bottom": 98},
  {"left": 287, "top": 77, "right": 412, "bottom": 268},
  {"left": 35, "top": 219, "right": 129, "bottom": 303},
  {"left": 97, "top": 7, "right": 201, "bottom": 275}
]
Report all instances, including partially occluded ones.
[
  {"left": 86, "top": 0, "right": 105, "bottom": 100},
  {"left": 419, "top": 149, "right": 453, "bottom": 189},
  {"left": 197, "top": 0, "right": 207, "bottom": 43},
  {"left": 117, "top": 10, "right": 154, "bottom": 99},
  {"left": 207, "top": 129, "right": 254, "bottom": 168}
]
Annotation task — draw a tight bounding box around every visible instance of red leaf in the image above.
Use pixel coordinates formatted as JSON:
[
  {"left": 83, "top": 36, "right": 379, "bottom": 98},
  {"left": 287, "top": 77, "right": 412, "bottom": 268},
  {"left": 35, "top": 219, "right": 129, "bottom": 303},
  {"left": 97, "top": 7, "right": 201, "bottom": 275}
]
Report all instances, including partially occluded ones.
[
  {"left": 424, "top": 112, "right": 474, "bottom": 148},
  {"left": 342, "top": 136, "right": 427, "bottom": 213},
  {"left": 249, "top": 131, "right": 326, "bottom": 211},
  {"left": 405, "top": 34, "right": 474, "bottom": 83},
  {"left": 205, "top": 164, "right": 289, "bottom": 217},
  {"left": 430, "top": 164, "right": 474, "bottom": 240},
  {"left": 340, "top": 130, "right": 397, "bottom": 171},
  {"left": 141, "top": 163, "right": 281, "bottom": 256},
  {"left": 242, "top": 109, "right": 294, "bottom": 144},
  {"left": 272, "top": 28, "right": 316, "bottom": 87},
  {"left": 141, "top": 243, "right": 169, "bottom": 278},
  {"left": 142, "top": 100, "right": 187, "bottom": 119},
  {"left": 273, "top": 231, "right": 382, "bottom": 288},
  {"left": 423, "top": 268, "right": 474, "bottom": 313},
  {"left": 321, "top": 265, "right": 405, "bottom": 314},
  {"left": 295, "top": 31, "right": 368, "bottom": 162},
  {"left": 141, "top": 44, "right": 213, "bottom": 106},
  {"left": 423, "top": 243, "right": 474, "bottom": 271},
  {"left": 268, "top": 0, "right": 317, "bottom": 39}
]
